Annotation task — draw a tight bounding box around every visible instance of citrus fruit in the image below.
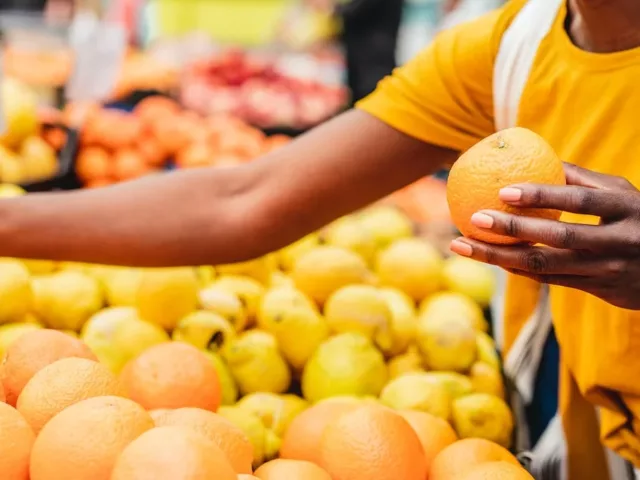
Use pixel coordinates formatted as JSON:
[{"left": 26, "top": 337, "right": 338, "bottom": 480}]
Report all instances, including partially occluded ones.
[
  {"left": 30, "top": 396, "right": 154, "bottom": 480},
  {"left": 211, "top": 275, "right": 266, "bottom": 324},
  {"left": 470, "top": 362, "right": 505, "bottom": 398},
  {"left": 217, "top": 405, "right": 273, "bottom": 467},
  {"left": 387, "top": 347, "right": 425, "bottom": 379},
  {"left": 429, "top": 438, "right": 520, "bottom": 480},
  {"left": 451, "top": 393, "right": 514, "bottom": 447},
  {"left": 280, "top": 398, "right": 359, "bottom": 463},
  {"left": 75, "top": 146, "right": 111, "bottom": 183},
  {"left": 81, "top": 307, "right": 169, "bottom": 374},
  {"left": 419, "top": 291, "right": 488, "bottom": 332},
  {"left": 476, "top": 331, "right": 501, "bottom": 369},
  {"left": 121, "top": 342, "right": 221, "bottom": 411},
  {"left": 376, "top": 238, "right": 443, "bottom": 301},
  {"left": 446, "top": 127, "right": 566, "bottom": 244},
  {"left": 0, "top": 259, "right": 32, "bottom": 325},
  {"left": 416, "top": 317, "right": 477, "bottom": 372},
  {"left": 172, "top": 310, "right": 236, "bottom": 353},
  {"left": 357, "top": 206, "right": 413, "bottom": 249},
  {"left": 216, "top": 256, "right": 275, "bottom": 285},
  {"left": 324, "top": 216, "right": 377, "bottom": 265},
  {"left": 110, "top": 426, "right": 237, "bottom": 480},
  {"left": 302, "top": 333, "right": 387, "bottom": 403},
  {"left": 379, "top": 373, "right": 451, "bottom": 419},
  {"left": 17, "top": 357, "right": 123, "bottom": 433},
  {"left": 32, "top": 271, "right": 103, "bottom": 331},
  {"left": 292, "top": 246, "right": 373, "bottom": 305},
  {"left": 0, "top": 402, "right": 35, "bottom": 480},
  {"left": 198, "top": 286, "right": 248, "bottom": 331},
  {"left": 258, "top": 286, "right": 318, "bottom": 328},
  {"left": 2, "top": 329, "right": 97, "bottom": 406},
  {"left": 277, "top": 233, "right": 322, "bottom": 271},
  {"left": 397, "top": 410, "right": 458, "bottom": 472},
  {"left": 319, "top": 405, "right": 427, "bottom": 480},
  {"left": 378, "top": 287, "right": 417, "bottom": 356},
  {"left": 204, "top": 351, "right": 239, "bottom": 405},
  {"left": 324, "top": 285, "right": 393, "bottom": 352},
  {"left": 236, "top": 392, "right": 308, "bottom": 437},
  {"left": 461, "top": 461, "right": 534, "bottom": 480},
  {"left": 0, "top": 322, "right": 43, "bottom": 360},
  {"left": 152, "top": 407, "right": 253, "bottom": 474},
  {"left": 442, "top": 256, "right": 496, "bottom": 308},
  {"left": 223, "top": 330, "right": 291, "bottom": 395},
  {"left": 424, "top": 371, "right": 474, "bottom": 399},
  {"left": 255, "top": 459, "right": 332, "bottom": 480},
  {"left": 102, "top": 268, "right": 143, "bottom": 307}
]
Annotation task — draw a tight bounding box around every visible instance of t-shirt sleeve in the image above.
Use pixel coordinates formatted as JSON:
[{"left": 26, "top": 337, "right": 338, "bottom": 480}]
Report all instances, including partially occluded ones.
[{"left": 357, "top": 1, "right": 522, "bottom": 153}]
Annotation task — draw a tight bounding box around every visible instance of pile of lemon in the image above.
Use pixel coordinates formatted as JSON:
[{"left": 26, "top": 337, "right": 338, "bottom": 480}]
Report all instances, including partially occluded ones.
[{"left": 0, "top": 183, "right": 510, "bottom": 467}]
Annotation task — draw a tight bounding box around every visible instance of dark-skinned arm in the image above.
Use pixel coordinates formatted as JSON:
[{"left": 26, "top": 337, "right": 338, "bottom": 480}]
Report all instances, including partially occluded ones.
[{"left": 0, "top": 110, "right": 457, "bottom": 267}]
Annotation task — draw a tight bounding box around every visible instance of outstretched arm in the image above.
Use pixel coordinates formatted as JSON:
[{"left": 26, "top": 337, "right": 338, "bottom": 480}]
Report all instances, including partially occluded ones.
[{"left": 0, "top": 110, "right": 457, "bottom": 267}]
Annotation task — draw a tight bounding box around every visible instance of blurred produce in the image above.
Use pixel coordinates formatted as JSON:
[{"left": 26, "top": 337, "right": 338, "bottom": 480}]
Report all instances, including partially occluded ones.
[{"left": 181, "top": 50, "right": 347, "bottom": 129}]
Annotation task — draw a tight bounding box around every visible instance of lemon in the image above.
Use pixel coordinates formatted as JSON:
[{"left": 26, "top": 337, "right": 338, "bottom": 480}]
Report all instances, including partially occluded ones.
[
  {"left": 258, "top": 304, "right": 329, "bottom": 371},
  {"left": 216, "top": 255, "right": 277, "bottom": 285},
  {"left": 236, "top": 393, "right": 309, "bottom": 437},
  {"left": 211, "top": 275, "right": 265, "bottom": 325},
  {"left": 301, "top": 332, "right": 387, "bottom": 403},
  {"left": 357, "top": 205, "right": 413, "bottom": 249},
  {"left": 379, "top": 373, "right": 451, "bottom": 419},
  {"left": 442, "top": 256, "right": 496, "bottom": 308},
  {"left": 32, "top": 271, "right": 103, "bottom": 331},
  {"left": 470, "top": 362, "right": 505, "bottom": 398},
  {"left": 136, "top": 267, "right": 199, "bottom": 330},
  {"left": 0, "top": 322, "right": 42, "bottom": 358},
  {"left": 0, "top": 183, "right": 26, "bottom": 197},
  {"left": 223, "top": 330, "right": 291, "bottom": 395},
  {"left": 81, "top": 307, "right": 169, "bottom": 373},
  {"left": 20, "top": 135, "right": 58, "bottom": 182},
  {"left": 172, "top": 310, "right": 236, "bottom": 354},
  {"left": 324, "top": 285, "right": 393, "bottom": 353},
  {"left": 419, "top": 292, "right": 488, "bottom": 332},
  {"left": 0, "top": 77, "right": 39, "bottom": 148},
  {"left": 387, "top": 346, "right": 425, "bottom": 380},
  {"left": 269, "top": 271, "right": 295, "bottom": 288},
  {"left": 376, "top": 238, "right": 443, "bottom": 301},
  {"left": 198, "top": 286, "right": 248, "bottom": 332},
  {"left": 0, "top": 149, "right": 25, "bottom": 184},
  {"left": 292, "top": 246, "right": 373, "bottom": 305},
  {"left": 416, "top": 317, "right": 477, "bottom": 373},
  {"left": 18, "top": 259, "right": 57, "bottom": 275},
  {"left": 258, "top": 286, "right": 318, "bottom": 328},
  {"left": 324, "top": 216, "right": 377, "bottom": 264},
  {"left": 103, "top": 268, "right": 143, "bottom": 307},
  {"left": 451, "top": 393, "right": 514, "bottom": 448},
  {"left": 476, "top": 331, "right": 501, "bottom": 370},
  {"left": 379, "top": 287, "right": 417, "bottom": 356},
  {"left": 278, "top": 233, "right": 322, "bottom": 271},
  {"left": 0, "top": 259, "right": 32, "bottom": 325},
  {"left": 263, "top": 429, "right": 282, "bottom": 463},
  {"left": 423, "top": 372, "right": 473, "bottom": 399},
  {"left": 217, "top": 406, "right": 271, "bottom": 467},
  {"left": 196, "top": 266, "right": 216, "bottom": 286},
  {"left": 203, "top": 351, "right": 238, "bottom": 405}
]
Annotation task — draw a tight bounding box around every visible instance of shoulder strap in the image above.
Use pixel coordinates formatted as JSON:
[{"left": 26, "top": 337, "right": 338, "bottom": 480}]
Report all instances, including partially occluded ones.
[{"left": 493, "top": 0, "right": 564, "bottom": 131}]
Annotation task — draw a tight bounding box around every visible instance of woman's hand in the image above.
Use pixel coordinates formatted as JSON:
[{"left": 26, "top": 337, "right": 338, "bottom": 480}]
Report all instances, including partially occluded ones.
[{"left": 450, "top": 164, "right": 640, "bottom": 310}]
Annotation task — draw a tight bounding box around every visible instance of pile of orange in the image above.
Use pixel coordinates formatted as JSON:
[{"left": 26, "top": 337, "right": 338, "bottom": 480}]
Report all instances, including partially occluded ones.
[
  {"left": 71, "top": 96, "right": 293, "bottom": 189},
  {"left": 0, "top": 328, "right": 531, "bottom": 480}
]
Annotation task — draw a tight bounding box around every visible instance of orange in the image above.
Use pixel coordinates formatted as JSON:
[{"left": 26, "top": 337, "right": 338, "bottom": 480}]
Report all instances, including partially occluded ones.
[
  {"left": 254, "top": 459, "right": 332, "bottom": 480},
  {"left": 30, "top": 396, "right": 154, "bottom": 480},
  {"left": 87, "top": 110, "right": 143, "bottom": 150},
  {"left": 175, "top": 141, "right": 214, "bottom": 169},
  {"left": 111, "top": 426, "right": 236, "bottom": 480},
  {"left": 461, "top": 461, "right": 534, "bottom": 480},
  {"left": 152, "top": 407, "right": 253, "bottom": 474},
  {"left": 447, "top": 127, "right": 566, "bottom": 244},
  {"left": 0, "top": 368, "right": 5, "bottom": 403},
  {"left": 75, "top": 146, "right": 112, "bottom": 183},
  {"left": 113, "top": 149, "right": 154, "bottom": 181},
  {"left": 152, "top": 115, "right": 200, "bottom": 155},
  {"left": 86, "top": 178, "right": 114, "bottom": 189},
  {"left": 238, "top": 476, "right": 260, "bottom": 480},
  {"left": 134, "top": 96, "right": 181, "bottom": 126},
  {"left": 280, "top": 399, "right": 359, "bottom": 464},
  {"left": 42, "top": 127, "right": 68, "bottom": 151},
  {"left": 17, "top": 357, "right": 123, "bottom": 433},
  {"left": 136, "top": 134, "right": 167, "bottom": 167},
  {"left": 0, "top": 402, "right": 35, "bottom": 480},
  {"left": 429, "top": 438, "right": 521, "bottom": 480},
  {"left": 121, "top": 342, "right": 221, "bottom": 411},
  {"left": 148, "top": 408, "right": 172, "bottom": 423},
  {"left": 319, "top": 405, "right": 427, "bottom": 480},
  {"left": 398, "top": 410, "right": 458, "bottom": 472},
  {"left": 2, "top": 329, "right": 97, "bottom": 406}
]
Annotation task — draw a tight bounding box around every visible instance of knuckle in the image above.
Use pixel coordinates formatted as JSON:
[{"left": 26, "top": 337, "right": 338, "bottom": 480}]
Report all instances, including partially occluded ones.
[
  {"left": 572, "top": 188, "right": 596, "bottom": 214},
  {"left": 503, "top": 216, "right": 521, "bottom": 238},
  {"left": 551, "top": 225, "right": 576, "bottom": 249},
  {"left": 522, "top": 250, "right": 550, "bottom": 274},
  {"left": 613, "top": 175, "right": 634, "bottom": 190},
  {"left": 483, "top": 247, "right": 498, "bottom": 265},
  {"left": 604, "top": 260, "right": 626, "bottom": 276}
]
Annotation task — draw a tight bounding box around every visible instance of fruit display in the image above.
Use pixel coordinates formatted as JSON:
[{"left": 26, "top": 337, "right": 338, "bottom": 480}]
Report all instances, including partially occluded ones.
[
  {"left": 70, "top": 95, "right": 293, "bottom": 188},
  {"left": 0, "top": 78, "right": 62, "bottom": 185},
  {"left": 0, "top": 181, "right": 531, "bottom": 478},
  {"left": 180, "top": 49, "right": 348, "bottom": 129}
]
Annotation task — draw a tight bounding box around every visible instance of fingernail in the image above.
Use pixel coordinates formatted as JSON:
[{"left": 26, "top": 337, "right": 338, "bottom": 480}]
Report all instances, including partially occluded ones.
[
  {"left": 499, "top": 187, "right": 523, "bottom": 202},
  {"left": 450, "top": 239, "right": 473, "bottom": 257},
  {"left": 471, "top": 212, "right": 494, "bottom": 229}
]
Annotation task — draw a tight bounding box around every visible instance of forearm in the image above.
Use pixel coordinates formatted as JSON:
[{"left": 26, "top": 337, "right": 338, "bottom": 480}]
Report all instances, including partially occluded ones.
[{"left": 0, "top": 167, "right": 264, "bottom": 267}]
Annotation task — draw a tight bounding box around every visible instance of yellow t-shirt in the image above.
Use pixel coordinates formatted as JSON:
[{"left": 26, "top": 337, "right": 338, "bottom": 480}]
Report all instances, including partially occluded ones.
[{"left": 358, "top": 0, "right": 640, "bottom": 475}]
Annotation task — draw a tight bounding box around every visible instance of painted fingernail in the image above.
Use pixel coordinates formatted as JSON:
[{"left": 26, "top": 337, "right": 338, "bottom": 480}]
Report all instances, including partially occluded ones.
[
  {"left": 471, "top": 212, "right": 494, "bottom": 229},
  {"left": 499, "top": 187, "right": 523, "bottom": 202},
  {"left": 450, "top": 239, "right": 473, "bottom": 257}
]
